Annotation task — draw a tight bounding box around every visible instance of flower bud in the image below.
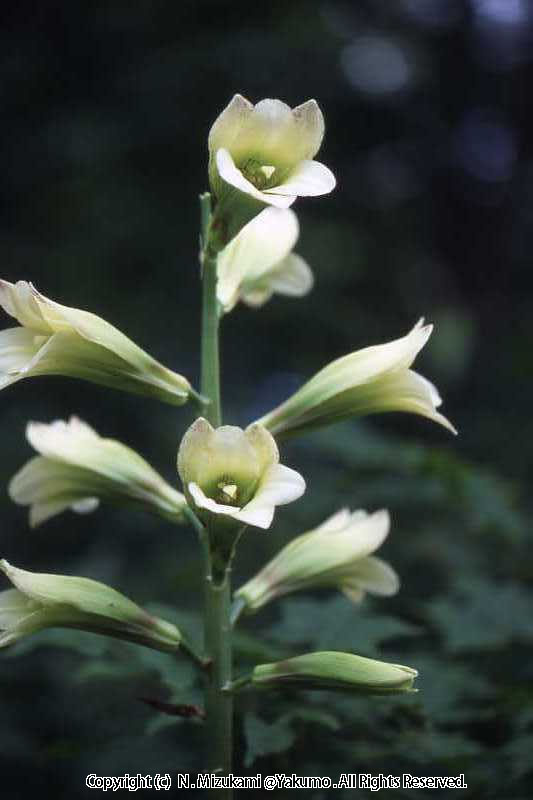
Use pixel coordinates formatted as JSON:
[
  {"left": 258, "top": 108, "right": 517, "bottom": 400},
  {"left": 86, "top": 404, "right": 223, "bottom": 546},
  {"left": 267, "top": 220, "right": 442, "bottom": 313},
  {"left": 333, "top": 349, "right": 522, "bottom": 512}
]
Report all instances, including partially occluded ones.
[
  {"left": 217, "top": 207, "right": 313, "bottom": 313},
  {"left": 208, "top": 95, "right": 335, "bottom": 209},
  {"left": 235, "top": 508, "right": 399, "bottom": 612},
  {"left": 256, "top": 320, "right": 456, "bottom": 437},
  {"left": 251, "top": 651, "right": 417, "bottom": 694},
  {"left": 177, "top": 418, "right": 305, "bottom": 530},
  {"left": 9, "top": 416, "right": 187, "bottom": 527},
  {"left": 0, "top": 560, "right": 181, "bottom": 652},
  {"left": 0, "top": 280, "right": 193, "bottom": 406}
]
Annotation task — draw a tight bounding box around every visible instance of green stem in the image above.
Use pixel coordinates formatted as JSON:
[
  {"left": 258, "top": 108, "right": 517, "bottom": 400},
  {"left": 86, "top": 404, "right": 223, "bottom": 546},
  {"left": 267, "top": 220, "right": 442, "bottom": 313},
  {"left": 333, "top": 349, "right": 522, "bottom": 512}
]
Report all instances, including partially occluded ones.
[
  {"left": 199, "top": 193, "right": 233, "bottom": 792},
  {"left": 205, "top": 568, "right": 233, "bottom": 780},
  {"left": 200, "top": 193, "right": 221, "bottom": 428}
]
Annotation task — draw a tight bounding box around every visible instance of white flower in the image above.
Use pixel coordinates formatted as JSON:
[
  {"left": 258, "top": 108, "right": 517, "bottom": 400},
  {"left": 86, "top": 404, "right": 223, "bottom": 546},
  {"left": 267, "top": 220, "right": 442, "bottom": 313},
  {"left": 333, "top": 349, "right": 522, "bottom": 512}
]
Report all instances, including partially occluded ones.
[
  {"left": 9, "top": 416, "right": 187, "bottom": 527},
  {"left": 217, "top": 207, "right": 313, "bottom": 312},
  {"left": 0, "top": 280, "right": 193, "bottom": 405},
  {"left": 0, "top": 560, "right": 181, "bottom": 652},
  {"left": 235, "top": 508, "right": 399, "bottom": 612},
  {"left": 256, "top": 320, "right": 457, "bottom": 437},
  {"left": 177, "top": 417, "right": 305, "bottom": 530},
  {"left": 208, "top": 95, "right": 336, "bottom": 209}
]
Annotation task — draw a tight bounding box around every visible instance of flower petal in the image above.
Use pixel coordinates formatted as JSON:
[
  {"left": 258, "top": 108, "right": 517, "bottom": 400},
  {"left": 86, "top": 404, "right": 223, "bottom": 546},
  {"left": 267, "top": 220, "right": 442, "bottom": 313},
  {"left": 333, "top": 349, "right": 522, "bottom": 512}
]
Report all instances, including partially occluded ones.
[
  {"left": 261, "top": 253, "right": 314, "bottom": 298},
  {"left": 217, "top": 208, "right": 299, "bottom": 310},
  {"left": 188, "top": 481, "right": 242, "bottom": 519},
  {"left": 266, "top": 160, "right": 336, "bottom": 197},
  {"left": 208, "top": 94, "right": 254, "bottom": 156},
  {"left": 215, "top": 149, "right": 296, "bottom": 208},
  {"left": 291, "top": 99, "right": 325, "bottom": 160},
  {"left": 342, "top": 556, "right": 400, "bottom": 600},
  {"left": 0, "top": 328, "right": 39, "bottom": 378},
  {"left": 234, "top": 464, "right": 306, "bottom": 529}
]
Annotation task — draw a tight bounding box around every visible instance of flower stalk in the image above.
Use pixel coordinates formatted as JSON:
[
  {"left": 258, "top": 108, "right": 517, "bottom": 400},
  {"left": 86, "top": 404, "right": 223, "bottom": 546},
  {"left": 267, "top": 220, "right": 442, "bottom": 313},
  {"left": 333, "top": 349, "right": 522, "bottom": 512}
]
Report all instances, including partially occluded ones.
[{"left": 199, "top": 193, "right": 233, "bottom": 793}]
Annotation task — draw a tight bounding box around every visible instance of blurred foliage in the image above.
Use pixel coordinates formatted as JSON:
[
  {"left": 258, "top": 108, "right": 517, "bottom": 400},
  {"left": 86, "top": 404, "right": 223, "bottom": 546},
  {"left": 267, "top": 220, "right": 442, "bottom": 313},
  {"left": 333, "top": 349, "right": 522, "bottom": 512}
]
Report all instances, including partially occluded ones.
[{"left": 1, "top": 0, "right": 532, "bottom": 797}]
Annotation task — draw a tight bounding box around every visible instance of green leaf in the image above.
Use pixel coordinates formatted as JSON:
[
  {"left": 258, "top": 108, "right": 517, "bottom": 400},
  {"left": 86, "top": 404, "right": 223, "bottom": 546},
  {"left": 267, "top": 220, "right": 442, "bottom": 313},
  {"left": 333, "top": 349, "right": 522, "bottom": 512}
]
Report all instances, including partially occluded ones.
[
  {"left": 428, "top": 578, "right": 533, "bottom": 651},
  {"left": 267, "top": 596, "right": 420, "bottom": 655},
  {"left": 243, "top": 712, "right": 296, "bottom": 767}
]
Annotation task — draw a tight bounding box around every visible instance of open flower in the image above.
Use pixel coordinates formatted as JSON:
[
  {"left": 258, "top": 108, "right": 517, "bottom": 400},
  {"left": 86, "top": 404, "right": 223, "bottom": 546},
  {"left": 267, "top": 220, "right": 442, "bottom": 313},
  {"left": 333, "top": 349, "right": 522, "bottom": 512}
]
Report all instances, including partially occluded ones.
[
  {"left": 249, "top": 651, "right": 417, "bottom": 694},
  {"left": 177, "top": 418, "right": 305, "bottom": 530},
  {"left": 256, "top": 320, "right": 457, "bottom": 437},
  {"left": 208, "top": 95, "right": 336, "bottom": 209},
  {"left": 235, "top": 508, "right": 399, "bottom": 613},
  {"left": 9, "top": 416, "right": 187, "bottom": 527},
  {"left": 217, "top": 207, "right": 313, "bottom": 312},
  {"left": 0, "top": 560, "right": 182, "bottom": 652},
  {"left": 0, "top": 280, "right": 193, "bottom": 405}
]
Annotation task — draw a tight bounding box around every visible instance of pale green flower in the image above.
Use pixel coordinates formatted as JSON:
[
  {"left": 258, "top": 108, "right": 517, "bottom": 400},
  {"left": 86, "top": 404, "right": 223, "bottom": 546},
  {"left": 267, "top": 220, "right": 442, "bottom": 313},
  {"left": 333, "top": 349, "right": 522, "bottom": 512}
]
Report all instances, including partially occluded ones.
[
  {"left": 177, "top": 418, "right": 305, "bottom": 530},
  {"left": 208, "top": 95, "right": 335, "bottom": 209},
  {"left": 0, "top": 560, "right": 181, "bottom": 652},
  {"left": 235, "top": 508, "right": 398, "bottom": 612},
  {"left": 217, "top": 207, "right": 313, "bottom": 313},
  {"left": 250, "top": 651, "right": 417, "bottom": 694},
  {"left": 9, "top": 416, "right": 187, "bottom": 527},
  {"left": 0, "top": 280, "right": 193, "bottom": 405},
  {"left": 256, "top": 320, "right": 457, "bottom": 437}
]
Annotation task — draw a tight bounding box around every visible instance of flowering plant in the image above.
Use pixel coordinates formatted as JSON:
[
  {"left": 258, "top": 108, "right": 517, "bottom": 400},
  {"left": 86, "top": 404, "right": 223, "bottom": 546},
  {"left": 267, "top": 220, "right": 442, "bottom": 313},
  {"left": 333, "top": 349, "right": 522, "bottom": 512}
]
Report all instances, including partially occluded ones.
[{"left": 0, "top": 93, "right": 454, "bottom": 792}]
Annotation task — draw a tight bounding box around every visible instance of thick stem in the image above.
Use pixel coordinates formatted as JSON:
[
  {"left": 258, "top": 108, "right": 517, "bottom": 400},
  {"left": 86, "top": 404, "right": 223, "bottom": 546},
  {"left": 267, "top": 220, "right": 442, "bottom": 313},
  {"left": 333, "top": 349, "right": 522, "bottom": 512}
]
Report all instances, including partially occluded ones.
[
  {"left": 199, "top": 193, "right": 233, "bottom": 792},
  {"left": 204, "top": 568, "right": 233, "bottom": 781}
]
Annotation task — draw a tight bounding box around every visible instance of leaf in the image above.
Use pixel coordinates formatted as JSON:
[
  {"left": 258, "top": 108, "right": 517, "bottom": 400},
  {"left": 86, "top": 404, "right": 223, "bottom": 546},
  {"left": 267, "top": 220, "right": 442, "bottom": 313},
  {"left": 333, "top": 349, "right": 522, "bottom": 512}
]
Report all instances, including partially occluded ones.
[
  {"left": 428, "top": 578, "right": 533, "bottom": 651},
  {"left": 410, "top": 656, "right": 492, "bottom": 723},
  {"left": 267, "top": 596, "right": 420, "bottom": 655},
  {"left": 244, "top": 712, "right": 296, "bottom": 766}
]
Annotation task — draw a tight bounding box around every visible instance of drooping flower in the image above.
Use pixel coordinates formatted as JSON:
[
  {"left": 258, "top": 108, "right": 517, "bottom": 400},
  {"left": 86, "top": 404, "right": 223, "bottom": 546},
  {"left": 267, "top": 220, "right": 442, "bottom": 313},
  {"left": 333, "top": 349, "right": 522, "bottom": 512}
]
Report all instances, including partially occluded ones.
[
  {"left": 235, "top": 508, "right": 398, "bottom": 613},
  {"left": 217, "top": 207, "right": 313, "bottom": 313},
  {"left": 177, "top": 417, "right": 305, "bottom": 530},
  {"left": 9, "top": 416, "right": 187, "bottom": 528},
  {"left": 256, "top": 320, "right": 457, "bottom": 437},
  {"left": 208, "top": 95, "right": 336, "bottom": 209},
  {"left": 0, "top": 560, "right": 182, "bottom": 652},
  {"left": 249, "top": 651, "right": 417, "bottom": 694},
  {"left": 0, "top": 280, "right": 194, "bottom": 405}
]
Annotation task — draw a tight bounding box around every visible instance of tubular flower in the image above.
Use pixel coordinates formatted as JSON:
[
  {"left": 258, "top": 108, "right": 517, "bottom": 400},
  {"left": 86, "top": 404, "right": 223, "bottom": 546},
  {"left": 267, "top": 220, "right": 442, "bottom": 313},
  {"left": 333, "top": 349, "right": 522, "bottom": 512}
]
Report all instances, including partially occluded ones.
[
  {"left": 208, "top": 95, "right": 336, "bottom": 209},
  {"left": 256, "top": 320, "right": 457, "bottom": 438},
  {"left": 235, "top": 508, "right": 398, "bottom": 613},
  {"left": 0, "top": 560, "right": 182, "bottom": 652},
  {"left": 9, "top": 416, "right": 187, "bottom": 527},
  {"left": 217, "top": 207, "right": 313, "bottom": 313},
  {"left": 0, "top": 280, "right": 193, "bottom": 405},
  {"left": 250, "top": 651, "right": 418, "bottom": 695},
  {"left": 177, "top": 417, "right": 305, "bottom": 530}
]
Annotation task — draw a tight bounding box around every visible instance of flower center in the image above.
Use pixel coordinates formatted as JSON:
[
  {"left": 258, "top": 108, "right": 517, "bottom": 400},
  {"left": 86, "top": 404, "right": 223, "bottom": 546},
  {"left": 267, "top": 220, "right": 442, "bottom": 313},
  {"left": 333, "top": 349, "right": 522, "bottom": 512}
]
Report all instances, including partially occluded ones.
[
  {"left": 208, "top": 474, "right": 251, "bottom": 507},
  {"left": 242, "top": 159, "right": 277, "bottom": 190}
]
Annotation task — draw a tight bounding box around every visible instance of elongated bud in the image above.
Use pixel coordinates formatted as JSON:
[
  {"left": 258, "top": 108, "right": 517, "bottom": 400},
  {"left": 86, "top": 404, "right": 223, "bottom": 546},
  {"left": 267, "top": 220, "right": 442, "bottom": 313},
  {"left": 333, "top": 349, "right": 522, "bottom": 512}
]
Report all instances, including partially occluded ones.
[
  {"left": 250, "top": 651, "right": 417, "bottom": 694},
  {"left": 0, "top": 560, "right": 181, "bottom": 653}
]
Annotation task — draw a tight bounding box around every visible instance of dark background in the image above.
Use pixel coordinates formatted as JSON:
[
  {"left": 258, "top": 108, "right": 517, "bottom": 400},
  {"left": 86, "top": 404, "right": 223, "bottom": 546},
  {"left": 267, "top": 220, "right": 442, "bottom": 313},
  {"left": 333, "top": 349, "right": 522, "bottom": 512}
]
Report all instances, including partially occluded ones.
[{"left": 1, "top": 1, "right": 532, "bottom": 798}]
